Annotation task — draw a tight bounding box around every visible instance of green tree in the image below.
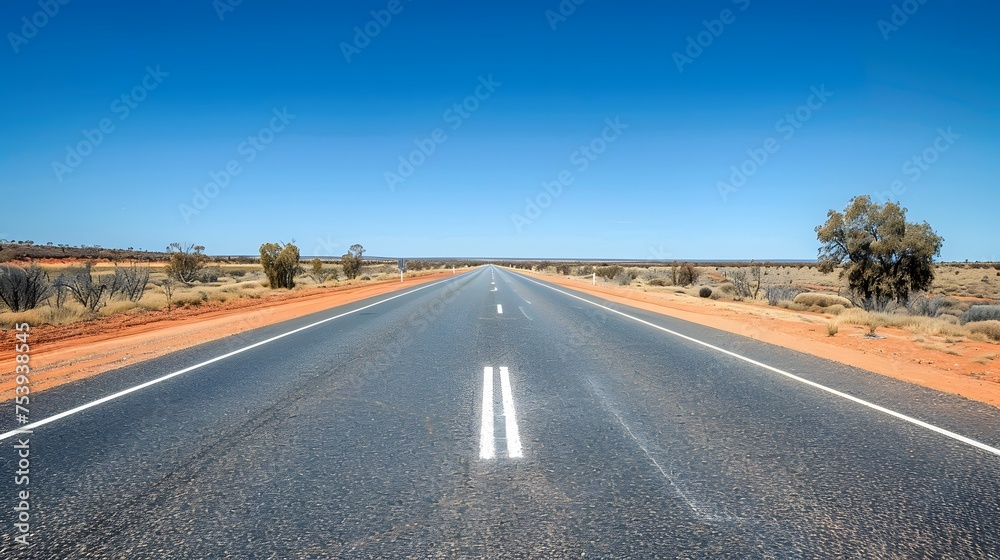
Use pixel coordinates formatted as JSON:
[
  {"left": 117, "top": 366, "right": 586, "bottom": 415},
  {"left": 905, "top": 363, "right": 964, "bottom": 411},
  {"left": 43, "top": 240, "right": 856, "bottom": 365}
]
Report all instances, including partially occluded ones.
[
  {"left": 259, "top": 242, "right": 302, "bottom": 289},
  {"left": 341, "top": 243, "right": 365, "bottom": 280},
  {"left": 165, "top": 243, "right": 208, "bottom": 284},
  {"left": 816, "top": 196, "right": 943, "bottom": 311}
]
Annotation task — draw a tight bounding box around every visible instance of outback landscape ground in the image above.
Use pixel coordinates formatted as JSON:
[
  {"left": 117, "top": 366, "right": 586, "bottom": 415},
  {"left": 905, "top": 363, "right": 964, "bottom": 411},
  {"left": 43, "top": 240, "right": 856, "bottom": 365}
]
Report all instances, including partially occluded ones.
[{"left": 1, "top": 252, "right": 998, "bottom": 408}]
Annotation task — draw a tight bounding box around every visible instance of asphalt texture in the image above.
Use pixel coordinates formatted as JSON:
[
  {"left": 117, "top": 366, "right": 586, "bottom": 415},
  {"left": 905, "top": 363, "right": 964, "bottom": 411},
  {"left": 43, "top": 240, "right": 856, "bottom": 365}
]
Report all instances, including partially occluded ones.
[{"left": 1, "top": 265, "right": 998, "bottom": 558}]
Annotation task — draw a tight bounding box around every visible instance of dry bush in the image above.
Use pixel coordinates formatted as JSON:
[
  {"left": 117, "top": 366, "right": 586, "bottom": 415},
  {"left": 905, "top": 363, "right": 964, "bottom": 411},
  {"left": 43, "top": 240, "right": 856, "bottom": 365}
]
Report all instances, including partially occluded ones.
[
  {"left": 961, "top": 305, "right": 1000, "bottom": 325},
  {"left": 839, "top": 309, "right": 970, "bottom": 338},
  {"left": 596, "top": 265, "right": 623, "bottom": 281},
  {"left": 614, "top": 269, "right": 637, "bottom": 285},
  {"left": 0, "top": 264, "right": 53, "bottom": 312},
  {"left": 793, "top": 293, "right": 852, "bottom": 308},
  {"left": 827, "top": 320, "right": 839, "bottom": 336},
  {"left": 765, "top": 284, "right": 802, "bottom": 306},
  {"left": 967, "top": 321, "right": 1000, "bottom": 342}
]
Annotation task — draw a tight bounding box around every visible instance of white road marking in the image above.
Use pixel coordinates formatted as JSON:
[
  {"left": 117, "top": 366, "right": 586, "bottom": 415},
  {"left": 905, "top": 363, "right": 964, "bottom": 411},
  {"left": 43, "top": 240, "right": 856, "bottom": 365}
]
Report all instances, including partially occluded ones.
[
  {"left": 510, "top": 271, "right": 1000, "bottom": 457},
  {"left": 480, "top": 367, "right": 495, "bottom": 459},
  {"left": 499, "top": 367, "right": 523, "bottom": 458},
  {"left": 0, "top": 275, "right": 466, "bottom": 443},
  {"left": 496, "top": 304, "right": 503, "bottom": 314}
]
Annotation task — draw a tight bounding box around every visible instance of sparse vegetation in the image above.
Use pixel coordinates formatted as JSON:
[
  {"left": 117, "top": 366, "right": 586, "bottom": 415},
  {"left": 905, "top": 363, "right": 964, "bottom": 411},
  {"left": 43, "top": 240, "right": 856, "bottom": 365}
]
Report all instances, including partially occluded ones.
[
  {"left": 596, "top": 265, "right": 623, "bottom": 281},
  {"left": 614, "top": 269, "right": 637, "bottom": 285}
]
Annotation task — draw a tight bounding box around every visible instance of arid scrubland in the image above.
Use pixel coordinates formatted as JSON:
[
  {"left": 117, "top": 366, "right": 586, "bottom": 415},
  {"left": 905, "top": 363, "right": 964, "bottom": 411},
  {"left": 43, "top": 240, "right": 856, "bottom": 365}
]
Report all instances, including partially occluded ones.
[{"left": 514, "top": 261, "right": 1000, "bottom": 344}]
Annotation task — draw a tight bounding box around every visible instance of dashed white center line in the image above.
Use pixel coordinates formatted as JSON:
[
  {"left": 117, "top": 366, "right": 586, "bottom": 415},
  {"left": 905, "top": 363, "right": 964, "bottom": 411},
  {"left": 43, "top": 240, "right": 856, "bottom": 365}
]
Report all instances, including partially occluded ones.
[
  {"left": 496, "top": 304, "right": 503, "bottom": 314},
  {"left": 499, "top": 367, "right": 523, "bottom": 458},
  {"left": 479, "top": 367, "right": 495, "bottom": 459}
]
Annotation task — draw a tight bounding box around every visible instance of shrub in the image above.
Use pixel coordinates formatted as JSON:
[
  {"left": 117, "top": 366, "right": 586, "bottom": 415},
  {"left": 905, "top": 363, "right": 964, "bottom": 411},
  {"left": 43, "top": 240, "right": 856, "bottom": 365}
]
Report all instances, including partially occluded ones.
[
  {"left": 961, "top": 305, "right": 1000, "bottom": 325},
  {"left": 647, "top": 278, "right": 669, "bottom": 287},
  {"left": 725, "top": 266, "right": 762, "bottom": 301},
  {"left": 196, "top": 267, "right": 222, "bottom": 283},
  {"left": 0, "top": 264, "right": 53, "bottom": 312},
  {"left": 260, "top": 242, "right": 302, "bottom": 289},
  {"left": 107, "top": 263, "right": 151, "bottom": 302},
  {"left": 699, "top": 286, "right": 712, "bottom": 298},
  {"left": 967, "top": 321, "right": 1000, "bottom": 342},
  {"left": 614, "top": 269, "right": 637, "bottom": 285},
  {"left": 596, "top": 265, "right": 623, "bottom": 281},
  {"left": 827, "top": 320, "right": 839, "bottom": 336},
  {"left": 57, "top": 263, "right": 108, "bottom": 313},
  {"left": 908, "top": 295, "right": 962, "bottom": 318},
  {"left": 342, "top": 244, "right": 365, "bottom": 280},
  {"left": 673, "top": 262, "right": 699, "bottom": 286},
  {"left": 793, "top": 292, "right": 852, "bottom": 308},
  {"left": 765, "top": 284, "right": 802, "bottom": 306},
  {"left": 165, "top": 243, "right": 208, "bottom": 284}
]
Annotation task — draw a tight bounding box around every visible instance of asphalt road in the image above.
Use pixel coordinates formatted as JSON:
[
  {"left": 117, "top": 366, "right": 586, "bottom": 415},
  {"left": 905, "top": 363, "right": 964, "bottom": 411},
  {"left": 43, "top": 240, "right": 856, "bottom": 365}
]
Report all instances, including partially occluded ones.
[{"left": 2, "top": 265, "right": 999, "bottom": 558}]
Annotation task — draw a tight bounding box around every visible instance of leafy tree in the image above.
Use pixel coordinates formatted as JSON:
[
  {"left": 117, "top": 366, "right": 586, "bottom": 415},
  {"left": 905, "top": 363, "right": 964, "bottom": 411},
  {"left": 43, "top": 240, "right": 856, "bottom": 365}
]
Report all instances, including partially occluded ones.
[
  {"left": 165, "top": 242, "right": 208, "bottom": 284},
  {"left": 259, "top": 242, "right": 302, "bottom": 289},
  {"left": 816, "top": 196, "right": 943, "bottom": 311},
  {"left": 341, "top": 243, "right": 365, "bottom": 280}
]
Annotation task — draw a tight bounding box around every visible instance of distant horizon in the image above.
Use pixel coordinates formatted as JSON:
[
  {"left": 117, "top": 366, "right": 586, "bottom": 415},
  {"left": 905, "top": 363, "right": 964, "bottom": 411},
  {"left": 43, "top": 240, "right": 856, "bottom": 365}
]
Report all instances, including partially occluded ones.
[{"left": 6, "top": 239, "right": 999, "bottom": 265}]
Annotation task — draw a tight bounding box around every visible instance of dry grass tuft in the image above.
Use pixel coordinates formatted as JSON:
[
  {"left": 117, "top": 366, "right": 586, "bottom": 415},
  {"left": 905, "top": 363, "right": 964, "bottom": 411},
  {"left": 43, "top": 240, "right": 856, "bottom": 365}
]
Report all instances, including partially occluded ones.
[{"left": 967, "top": 321, "right": 1000, "bottom": 342}]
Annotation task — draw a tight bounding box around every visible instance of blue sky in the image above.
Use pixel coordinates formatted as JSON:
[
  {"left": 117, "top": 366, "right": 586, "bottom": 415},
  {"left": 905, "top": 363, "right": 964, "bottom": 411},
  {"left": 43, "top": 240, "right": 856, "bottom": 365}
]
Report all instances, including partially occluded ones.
[{"left": 1, "top": 0, "right": 997, "bottom": 260}]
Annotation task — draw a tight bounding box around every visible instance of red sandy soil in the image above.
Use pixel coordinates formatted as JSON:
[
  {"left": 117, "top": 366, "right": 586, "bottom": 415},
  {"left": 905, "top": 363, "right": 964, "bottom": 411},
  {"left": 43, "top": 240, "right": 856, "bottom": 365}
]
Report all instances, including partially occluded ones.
[
  {"left": 0, "top": 271, "right": 458, "bottom": 401},
  {"left": 516, "top": 270, "right": 1000, "bottom": 408}
]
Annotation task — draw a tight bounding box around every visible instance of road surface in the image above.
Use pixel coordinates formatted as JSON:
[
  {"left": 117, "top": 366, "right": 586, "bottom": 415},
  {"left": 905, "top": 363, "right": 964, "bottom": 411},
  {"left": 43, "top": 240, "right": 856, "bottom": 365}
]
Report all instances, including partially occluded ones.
[{"left": 2, "top": 265, "right": 999, "bottom": 558}]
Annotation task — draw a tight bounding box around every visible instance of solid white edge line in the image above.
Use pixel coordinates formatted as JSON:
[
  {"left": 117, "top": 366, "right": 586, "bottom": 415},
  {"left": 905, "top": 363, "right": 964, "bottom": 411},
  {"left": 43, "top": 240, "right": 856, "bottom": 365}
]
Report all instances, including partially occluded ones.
[
  {"left": 499, "top": 366, "right": 523, "bottom": 458},
  {"left": 0, "top": 274, "right": 468, "bottom": 442},
  {"left": 480, "top": 366, "right": 495, "bottom": 459},
  {"left": 508, "top": 270, "right": 1000, "bottom": 457}
]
